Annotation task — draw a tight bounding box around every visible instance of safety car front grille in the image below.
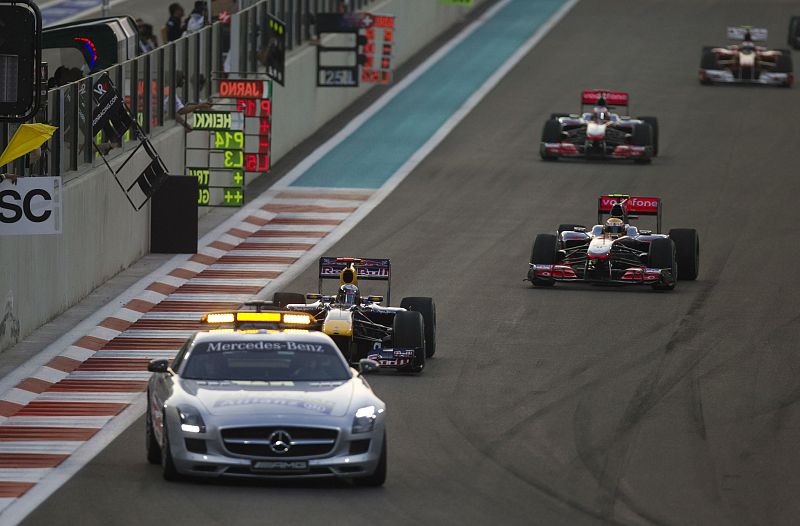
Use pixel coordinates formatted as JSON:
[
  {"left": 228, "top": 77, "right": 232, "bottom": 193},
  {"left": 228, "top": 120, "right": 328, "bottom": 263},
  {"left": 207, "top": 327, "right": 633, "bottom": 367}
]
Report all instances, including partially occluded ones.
[{"left": 221, "top": 426, "right": 338, "bottom": 458}]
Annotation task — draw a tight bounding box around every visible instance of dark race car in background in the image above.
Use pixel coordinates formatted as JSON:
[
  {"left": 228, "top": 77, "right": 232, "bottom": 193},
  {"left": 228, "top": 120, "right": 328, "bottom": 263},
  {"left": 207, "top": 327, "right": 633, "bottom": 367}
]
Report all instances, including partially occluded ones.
[
  {"left": 540, "top": 89, "right": 658, "bottom": 163},
  {"left": 272, "top": 258, "right": 436, "bottom": 373},
  {"left": 789, "top": 17, "right": 800, "bottom": 49},
  {"left": 700, "top": 26, "right": 793, "bottom": 86},
  {"left": 526, "top": 195, "right": 700, "bottom": 291}
]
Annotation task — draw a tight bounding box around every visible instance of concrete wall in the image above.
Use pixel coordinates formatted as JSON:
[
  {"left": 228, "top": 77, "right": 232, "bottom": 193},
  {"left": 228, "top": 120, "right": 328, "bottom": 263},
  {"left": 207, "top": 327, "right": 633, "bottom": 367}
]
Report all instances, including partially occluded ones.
[{"left": 0, "top": 0, "right": 486, "bottom": 353}]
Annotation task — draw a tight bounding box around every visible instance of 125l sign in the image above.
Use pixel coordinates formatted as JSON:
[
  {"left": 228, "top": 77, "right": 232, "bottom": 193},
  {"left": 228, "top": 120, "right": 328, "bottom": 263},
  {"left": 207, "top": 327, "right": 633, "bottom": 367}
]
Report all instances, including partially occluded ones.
[{"left": 0, "top": 177, "right": 62, "bottom": 236}]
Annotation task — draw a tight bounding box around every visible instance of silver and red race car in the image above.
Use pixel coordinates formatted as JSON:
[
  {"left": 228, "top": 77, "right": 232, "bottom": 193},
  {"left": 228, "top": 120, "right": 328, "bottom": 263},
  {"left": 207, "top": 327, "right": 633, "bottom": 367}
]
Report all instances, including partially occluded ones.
[
  {"left": 700, "top": 27, "right": 793, "bottom": 86},
  {"left": 540, "top": 90, "right": 658, "bottom": 163},
  {"left": 526, "top": 195, "right": 699, "bottom": 291}
]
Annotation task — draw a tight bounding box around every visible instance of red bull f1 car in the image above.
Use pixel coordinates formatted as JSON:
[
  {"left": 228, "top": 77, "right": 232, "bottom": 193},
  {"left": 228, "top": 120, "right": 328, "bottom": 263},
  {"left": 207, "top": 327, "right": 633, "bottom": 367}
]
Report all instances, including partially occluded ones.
[
  {"left": 526, "top": 195, "right": 700, "bottom": 291},
  {"left": 272, "top": 258, "right": 436, "bottom": 373},
  {"left": 700, "top": 27, "right": 793, "bottom": 86},
  {"left": 540, "top": 90, "right": 658, "bottom": 163}
]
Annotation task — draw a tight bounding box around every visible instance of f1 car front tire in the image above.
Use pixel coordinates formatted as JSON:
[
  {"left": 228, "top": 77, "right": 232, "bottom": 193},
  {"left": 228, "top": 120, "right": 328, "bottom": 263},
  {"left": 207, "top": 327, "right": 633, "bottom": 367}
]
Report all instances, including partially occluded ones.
[
  {"left": 648, "top": 238, "right": 676, "bottom": 291},
  {"left": 400, "top": 297, "right": 436, "bottom": 358},
  {"left": 529, "top": 233, "right": 557, "bottom": 287},
  {"left": 637, "top": 117, "right": 659, "bottom": 156},
  {"left": 394, "top": 311, "right": 425, "bottom": 373},
  {"left": 631, "top": 124, "right": 654, "bottom": 164},
  {"left": 540, "top": 119, "right": 562, "bottom": 161},
  {"left": 669, "top": 228, "right": 700, "bottom": 280}
]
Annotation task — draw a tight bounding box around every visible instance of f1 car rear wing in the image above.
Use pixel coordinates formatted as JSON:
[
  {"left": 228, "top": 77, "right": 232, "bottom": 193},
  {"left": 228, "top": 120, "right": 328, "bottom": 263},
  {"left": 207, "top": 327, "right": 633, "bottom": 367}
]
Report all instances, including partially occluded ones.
[
  {"left": 598, "top": 194, "right": 662, "bottom": 233},
  {"left": 318, "top": 257, "right": 392, "bottom": 305},
  {"left": 581, "top": 89, "right": 630, "bottom": 112},
  {"left": 727, "top": 26, "right": 768, "bottom": 41}
]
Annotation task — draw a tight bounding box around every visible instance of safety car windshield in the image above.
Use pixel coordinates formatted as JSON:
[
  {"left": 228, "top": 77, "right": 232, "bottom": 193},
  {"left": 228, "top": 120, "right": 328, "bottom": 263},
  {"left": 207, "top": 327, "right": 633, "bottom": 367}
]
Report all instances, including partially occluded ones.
[{"left": 182, "top": 340, "right": 350, "bottom": 382}]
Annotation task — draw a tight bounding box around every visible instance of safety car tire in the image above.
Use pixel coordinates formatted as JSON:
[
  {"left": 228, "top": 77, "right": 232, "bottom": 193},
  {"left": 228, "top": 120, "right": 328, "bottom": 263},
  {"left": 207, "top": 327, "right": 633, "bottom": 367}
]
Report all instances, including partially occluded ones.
[
  {"left": 146, "top": 393, "right": 161, "bottom": 465},
  {"left": 353, "top": 432, "right": 387, "bottom": 487}
]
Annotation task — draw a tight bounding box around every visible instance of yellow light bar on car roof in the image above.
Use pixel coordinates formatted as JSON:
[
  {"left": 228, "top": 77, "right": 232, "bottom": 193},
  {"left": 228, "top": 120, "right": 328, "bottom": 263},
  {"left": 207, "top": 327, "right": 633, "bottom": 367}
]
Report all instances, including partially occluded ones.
[
  {"left": 283, "top": 313, "right": 312, "bottom": 325},
  {"left": 236, "top": 312, "right": 282, "bottom": 322},
  {"left": 206, "top": 313, "right": 235, "bottom": 324}
]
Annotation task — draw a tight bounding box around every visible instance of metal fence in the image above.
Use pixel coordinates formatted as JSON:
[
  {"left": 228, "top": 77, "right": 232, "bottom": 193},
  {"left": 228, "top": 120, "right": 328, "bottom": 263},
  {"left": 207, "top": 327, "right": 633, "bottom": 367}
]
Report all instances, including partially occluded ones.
[{"left": 3, "top": 0, "right": 377, "bottom": 180}]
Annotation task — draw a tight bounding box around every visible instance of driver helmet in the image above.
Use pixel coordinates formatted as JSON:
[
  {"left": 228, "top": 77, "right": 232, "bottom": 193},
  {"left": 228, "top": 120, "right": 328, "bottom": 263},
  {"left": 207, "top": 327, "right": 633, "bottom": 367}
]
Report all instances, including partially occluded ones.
[
  {"left": 592, "top": 106, "right": 610, "bottom": 122},
  {"left": 336, "top": 284, "right": 360, "bottom": 306},
  {"left": 604, "top": 217, "right": 626, "bottom": 237}
]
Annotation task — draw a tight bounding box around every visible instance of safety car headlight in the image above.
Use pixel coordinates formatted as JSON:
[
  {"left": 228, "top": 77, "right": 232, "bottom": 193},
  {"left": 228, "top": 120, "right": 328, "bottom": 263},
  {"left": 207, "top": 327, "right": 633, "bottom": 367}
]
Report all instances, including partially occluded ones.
[
  {"left": 352, "top": 405, "right": 381, "bottom": 434},
  {"left": 178, "top": 405, "right": 206, "bottom": 433}
]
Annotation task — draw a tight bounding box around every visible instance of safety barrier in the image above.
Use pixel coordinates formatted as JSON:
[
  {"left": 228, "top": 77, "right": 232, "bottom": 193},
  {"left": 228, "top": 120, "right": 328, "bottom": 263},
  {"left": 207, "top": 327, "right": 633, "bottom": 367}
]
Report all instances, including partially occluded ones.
[{"left": 2, "top": 0, "right": 379, "bottom": 181}]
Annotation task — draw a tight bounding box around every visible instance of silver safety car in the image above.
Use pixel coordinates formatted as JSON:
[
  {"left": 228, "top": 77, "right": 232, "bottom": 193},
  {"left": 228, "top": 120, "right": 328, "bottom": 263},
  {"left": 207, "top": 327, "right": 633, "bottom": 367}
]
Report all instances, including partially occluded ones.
[{"left": 145, "top": 330, "right": 387, "bottom": 485}]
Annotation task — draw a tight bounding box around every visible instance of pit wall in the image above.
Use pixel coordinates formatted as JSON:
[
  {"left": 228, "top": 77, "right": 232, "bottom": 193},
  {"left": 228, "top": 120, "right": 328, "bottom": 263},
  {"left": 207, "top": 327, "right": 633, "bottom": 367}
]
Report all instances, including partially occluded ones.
[{"left": 0, "top": 0, "right": 486, "bottom": 352}]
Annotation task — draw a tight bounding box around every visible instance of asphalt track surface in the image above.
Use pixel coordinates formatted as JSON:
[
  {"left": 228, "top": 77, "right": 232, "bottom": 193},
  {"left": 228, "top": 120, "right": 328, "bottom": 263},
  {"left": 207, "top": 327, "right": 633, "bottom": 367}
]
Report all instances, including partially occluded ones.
[{"left": 22, "top": 0, "right": 800, "bottom": 525}]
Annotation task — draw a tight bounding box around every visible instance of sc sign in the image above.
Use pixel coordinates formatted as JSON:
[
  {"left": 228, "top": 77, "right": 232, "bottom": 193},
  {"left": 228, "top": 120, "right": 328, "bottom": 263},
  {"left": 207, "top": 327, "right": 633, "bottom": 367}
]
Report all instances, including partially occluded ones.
[{"left": 0, "top": 177, "right": 62, "bottom": 235}]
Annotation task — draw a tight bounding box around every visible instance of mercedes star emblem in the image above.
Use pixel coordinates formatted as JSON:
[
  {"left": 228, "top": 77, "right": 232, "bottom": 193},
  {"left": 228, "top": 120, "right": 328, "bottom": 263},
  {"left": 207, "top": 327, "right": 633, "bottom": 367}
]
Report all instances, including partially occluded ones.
[{"left": 269, "top": 430, "right": 292, "bottom": 454}]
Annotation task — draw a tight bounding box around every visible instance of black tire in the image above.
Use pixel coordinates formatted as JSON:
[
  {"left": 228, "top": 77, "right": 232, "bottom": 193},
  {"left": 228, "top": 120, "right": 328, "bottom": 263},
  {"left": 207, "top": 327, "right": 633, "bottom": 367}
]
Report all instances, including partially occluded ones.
[
  {"left": 272, "top": 292, "right": 305, "bottom": 308},
  {"left": 146, "top": 394, "right": 161, "bottom": 465},
  {"left": 637, "top": 116, "right": 659, "bottom": 156},
  {"left": 393, "top": 311, "right": 425, "bottom": 373},
  {"left": 669, "top": 228, "right": 700, "bottom": 281},
  {"left": 354, "top": 432, "right": 387, "bottom": 487},
  {"left": 557, "top": 223, "right": 585, "bottom": 234},
  {"left": 789, "top": 17, "right": 800, "bottom": 49},
  {"left": 647, "top": 238, "right": 676, "bottom": 291},
  {"left": 540, "top": 119, "right": 562, "bottom": 161},
  {"left": 400, "top": 297, "right": 436, "bottom": 358},
  {"left": 161, "top": 415, "right": 181, "bottom": 481},
  {"left": 631, "top": 123, "right": 653, "bottom": 164},
  {"left": 775, "top": 53, "right": 793, "bottom": 74},
  {"left": 529, "top": 233, "right": 557, "bottom": 287},
  {"left": 700, "top": 50, "right": 720, "bottom": 70},
  {"left": 549, "top": 113, "right": 569, "bottom": 120}
]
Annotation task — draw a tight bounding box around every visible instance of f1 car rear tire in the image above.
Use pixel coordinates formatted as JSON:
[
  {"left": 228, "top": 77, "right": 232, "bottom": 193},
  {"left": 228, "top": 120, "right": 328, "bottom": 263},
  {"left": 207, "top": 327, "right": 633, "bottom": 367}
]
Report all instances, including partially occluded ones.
[
  {"left": 354, "top": 432, "right": 387, "bottom": 487},
  {"left": 631, "top": 123, "right": 654, "bottom": 164},
  {"left": 669, "top": 228, "right": 700, "bottom": 280},
  {"left": 400, "top": 297, "right": 436, "bottom": 358},
  {"left": 273, "top": 292, "right": 305, "bottom": 308},
  {"left": 394, "top": 311, "right": 425, "bottom": 373},
  {"left": 540, "top": 119, "right": 562, "bottom": 161},
  {"left": 331, "top": 336, "right": 354, "bottom": 363},
  {"left": 530, "top": 233, "right": 557, "bottom": 287},
  {"left": 637, "top": 117, "right": 659, "bottom": 156},
  {"left": 146, "top": 393, "right": 161, "bottom": 465},
  {"left": 648, "top": 238, "right": 676, "bottom": 291},
  {"left": 161, "top": 416, "right": 181, "bottom": 481},
  {"left": 790, "top": 17, "right": 800, "bottom": 49}
]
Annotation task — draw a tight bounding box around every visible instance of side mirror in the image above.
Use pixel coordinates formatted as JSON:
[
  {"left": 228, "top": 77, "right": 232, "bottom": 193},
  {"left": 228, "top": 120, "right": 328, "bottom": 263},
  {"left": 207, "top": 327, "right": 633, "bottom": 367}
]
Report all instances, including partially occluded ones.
[
  {"left": 147, "top": 359, "right": 170, "bottom": 373},
  {"left": 306, "top": 293, "right": 322, "bottom": 301},
  {"left": 358, "top": 359, "right": 380, "bottom": 375}
]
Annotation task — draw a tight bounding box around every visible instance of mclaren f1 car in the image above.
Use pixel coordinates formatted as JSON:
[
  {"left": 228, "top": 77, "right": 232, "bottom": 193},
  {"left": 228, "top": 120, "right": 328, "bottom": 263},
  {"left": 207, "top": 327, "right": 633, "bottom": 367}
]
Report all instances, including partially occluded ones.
[
  {"left": 270, "top": 258, "right": 436, "bottom": 373},
  {"left": 540, "top": 90, "right": 658, "bottom": 163},
  {"left": 526, "top": 195, "right": 700, "bottom": 291},
  {"left": 700, "top": 26, "right": 793, "bottom": 86}
]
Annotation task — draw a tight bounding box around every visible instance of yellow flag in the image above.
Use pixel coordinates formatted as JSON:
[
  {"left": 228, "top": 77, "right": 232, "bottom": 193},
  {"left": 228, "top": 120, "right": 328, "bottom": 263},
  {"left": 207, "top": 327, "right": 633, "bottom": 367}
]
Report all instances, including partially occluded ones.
[{"left": 0, "top": 124, "right": 58, "bottom": 167}]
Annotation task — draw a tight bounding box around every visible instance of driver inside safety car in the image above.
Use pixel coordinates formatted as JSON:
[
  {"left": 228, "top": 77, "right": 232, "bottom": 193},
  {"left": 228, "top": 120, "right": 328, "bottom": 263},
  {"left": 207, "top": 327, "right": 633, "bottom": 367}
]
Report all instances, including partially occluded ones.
[
  {"left": 603, "top": 217, "right": 626, "bottom": 237},
  {"left": 336, "top": 284, "right": 361, "bottom": 306}
]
